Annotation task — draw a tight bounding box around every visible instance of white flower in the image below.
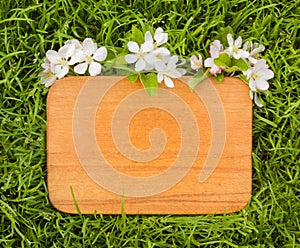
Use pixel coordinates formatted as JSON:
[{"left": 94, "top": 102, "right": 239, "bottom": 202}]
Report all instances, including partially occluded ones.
[
  {"left": 46, "top": 43, "right": 80, "bottom": 79},
  {"left": 246, "top": 59, "right": 274, "bottom": 106},
  {"left": 204, "top": 40, "right": 223, "bottom": 75},
  {"left": 143, "top": 28, "right": 170, "bottom": 67},
  {"left": 40, "top": 58, "right": 59, "bottom": 87},
  {"left": 190, "top": 54, "right": 203, "bottom": 70},
  {"left": 125, "top": 41, "right": 154, "bottom": 72},
  {"left": 154, "top": 55, "right": 186, "bottom": 88},
  {"left": 243, "top": 41, "right": 265, "bottom": 64},
  {"left": 73, "top": 38, "right": 107, "bottom": 76},
  {"left": 144, "top": 48, "right": 170, "bottom": 67},
  {"left": 246, "top": 59, "right": 274, "bottom": 90},
  {"left": 40, "top": 69, "right": 59, "bottom": 87},
  {"left": 144, "top": 27, "right": 168, "bottom": 47},
  {"left": 225, "top": 34, "right": 249, "bottom": 59}
]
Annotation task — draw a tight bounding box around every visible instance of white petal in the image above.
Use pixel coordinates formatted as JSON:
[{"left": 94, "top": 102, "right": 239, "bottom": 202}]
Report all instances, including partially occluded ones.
[
  {"left": 255, "top": 59, "right": 268, "bottom": 70},
  {"left": 238, "top": 50, "right": 249, "bottom": 59},
  {"left": 249, "top": 90, "right": 254, "bottom": 100},
  {"left": 190, "top": 55, "right": 197, "bottom": 63},
  {"left": 155, "top": 47, "right": 170, "bottom": 55},
  {"left": 204, "top": 58, "right": 213, "bottom": 68},
  {"left": 144, "top": 62, "right": 154, "bottom": 71},
  {"left": 157, "top": 73, "right": 164, "bottom": 83},
  {"left": 254, "top": 93, "right": 263, "bottom": 107},
  {"left": 83, "top": 38, "right": 97, "bottom": 55},
  {"left": 69, "top": 51, "right": 84, "bottom": 65},
  {"left": 74, "top": 62, "right": 88, "bottom": 75},
  {"left": 89, "top": 62, "right": 101, "bottom": 76},
  {"left": 42, "top": 74, "right": 57, "bottom": 87},
  {"left": 167, "top": 56, "right": 178, "bottom": 70},
  {"left": 249, "top": 79, "right": 256, "bottom": 91},
  {"left": 127, "top": 41, "right": 139, "bottom": 53},
  {"left": 141, "top": 41, "right": 154, "bottom": 52},
  {"left": 256, "top": 79, "right": 269, "bottom": 90},
  {"left": 46, "top": 50, "right": 61, "bottom": 64},
  {"left": 144, "top": 52, "right": 156, "bottom": 64},
  {"left": 168, "top": 69, "right": 183, "bottom": 78},
  {"left": 59, "top": 43, "right": 75, "bottom": 58},
  {"left": 249, "top": 57, "right": 258, "bottom": 64},
  {"left": 243, "top": 41, "right": 250, "bottom": 51},
  {"left": 155, "top": 27, "right": 163, "bottom": 35},
  {"left": 56, "top": 65, "right": 69, "bottom": 78},
  {"left": 251, "top": 45, "right": 265, "bottom": 55},
  {"left": 135, "top": 59, "right": 146, "bottom": 71},
  {"left": 212, "top": 40, "right": 222, "bottom": 51},
  {"left": 125, "top": 54, "right": 138, "bottom": 63},
  {"left": 65, "top": 39, "right": 82, "bottom": 49},
  {"left": 154, "top": 61, "right": 166, "bottom": 72},
  {"left": 210, "top": 46, "right": 220, "bottom": 58},
  {"left": 227, "top": 34, "right": 233, "bottom": 46},
  {"left": 164, "top": 76, "right": 174, "bottom": 88},
  {"left": 235, "top": 36, "right": 242, "bottom": 47},
  {"left": 154, "top": 27, "right": 168, "bottom": 45},
  {"left": 144, "top": 31, "right": 153, "bottom": 43},
  {"left": 93, "top": 47, "right": 107, "bottom": 62},
  {"left": 260, "top": 69, "right": 274, "bottom": 80},
  {"left": 162, "top": 54, "right": 171, "bottom": 63}
]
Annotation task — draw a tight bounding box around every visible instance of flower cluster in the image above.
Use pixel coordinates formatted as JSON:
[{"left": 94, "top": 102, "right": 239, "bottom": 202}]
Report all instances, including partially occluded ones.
[
  {"left": 40, "top": 28, "right": 274, "bottom": 107},
  {"left": 124, "top": 27, "right": 186, "bottom": 88},
  {"left": 40, "top": 38, "right": 107, "bottom": 87},
  {"left": 190, "top": 34, "right": 274, "bottom": 106}
]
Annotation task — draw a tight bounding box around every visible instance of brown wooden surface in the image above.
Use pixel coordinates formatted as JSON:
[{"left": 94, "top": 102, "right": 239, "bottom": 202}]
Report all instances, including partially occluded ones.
[{"left": 47, "top": 76, "right": 252, "bottom": 214}]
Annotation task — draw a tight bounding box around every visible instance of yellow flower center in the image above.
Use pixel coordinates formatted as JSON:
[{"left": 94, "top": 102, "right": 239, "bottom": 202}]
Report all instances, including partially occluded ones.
[
  {"left": 137, "top": 49, "right": 144, "bottom": 58},
  {"left": 252, "top": 72, "right": 259, "bottom": 79},
  {"left": 233, "top": 45, "right": 239, "bottom": 53},
  {"left": 156, "top": 53, "right": 162, "bottom": 59},
  {"left": 86, "top": 54, "right": 93, "bottom": 64},
  {"left": 60, "top": 58, "right": 68, "bottom": 67}
]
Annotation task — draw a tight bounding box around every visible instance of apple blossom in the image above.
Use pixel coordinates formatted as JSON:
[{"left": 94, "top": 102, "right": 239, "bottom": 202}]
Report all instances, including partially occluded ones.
[
  {"left": 190, "top": 54, "right": 203, "bottom": 71},
  {"left": 154, "top": 55, "right": 186, "bottom": 88},
  {"left": 225, "top": 34, "right": 249, "bottom": 59},
  {"left": 243, "top": 41, "right": 265, "bottom": 64},
  {"left": 46, "top": 43, "right": 80, "bottom": 79},
  {"left": 74, "top": 38, "right": 107, "bottom": 76},
  {"left": 204, "top": 40, "right": 223, "bottom": 75},
  {"left": 125, "top": 41, "right": 154, "bottom": 72}
]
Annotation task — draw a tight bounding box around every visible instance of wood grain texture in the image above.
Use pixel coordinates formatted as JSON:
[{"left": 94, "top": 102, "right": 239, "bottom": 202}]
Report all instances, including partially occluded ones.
[{"left": 47, "top": 76, "right": 252, "bottom": 214}]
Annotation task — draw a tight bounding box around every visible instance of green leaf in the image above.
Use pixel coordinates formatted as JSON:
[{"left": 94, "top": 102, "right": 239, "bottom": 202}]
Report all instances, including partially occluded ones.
[
  {"left": 139, "top": 73, "right": 158, "bottom": 96},
  {"left": 188, "top": 70, "right": 208, "bottom": 89},
  {"left": 232, "top": 58, "right": 249, "bottom": 71},
  {"left": 131, "top": 26, "right": 144, "bottom": 45},
  {"left": 214, "top": 53, "right": 231, "bottom": 67},
  {"left": 214, "top": 73, "right": 225, "bottom": 83},
  {"left": 127, "top": 74, "right": 139, "bottom": 82}
]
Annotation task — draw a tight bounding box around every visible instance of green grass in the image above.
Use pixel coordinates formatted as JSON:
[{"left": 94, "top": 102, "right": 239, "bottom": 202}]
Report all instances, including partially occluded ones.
[{"left": 0, "top": 0, "right": 300, "bottom": 247}]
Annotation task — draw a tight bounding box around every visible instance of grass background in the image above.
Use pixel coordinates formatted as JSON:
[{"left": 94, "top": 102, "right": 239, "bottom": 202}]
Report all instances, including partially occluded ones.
[{"left": 0, "top": 0, "right": 299, "bottom": 247}]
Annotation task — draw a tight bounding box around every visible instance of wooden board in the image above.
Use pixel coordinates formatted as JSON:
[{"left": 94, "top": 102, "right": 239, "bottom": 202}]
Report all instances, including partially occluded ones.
[{"left": 47, "top": 76, "right": 252, "bottom": 214}]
